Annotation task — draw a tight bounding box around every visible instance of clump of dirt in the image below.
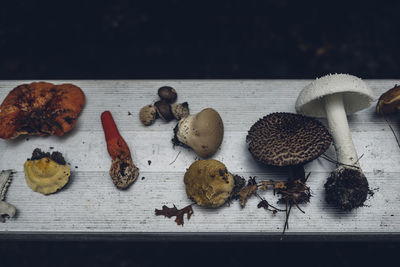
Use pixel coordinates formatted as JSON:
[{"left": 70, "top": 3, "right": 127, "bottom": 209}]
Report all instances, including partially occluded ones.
[
  {"left": 324, "top": 167, "right": 369, "bottom": 211},
  {"left": 29, "top": 148, "right": 66, "bottom": 165}
]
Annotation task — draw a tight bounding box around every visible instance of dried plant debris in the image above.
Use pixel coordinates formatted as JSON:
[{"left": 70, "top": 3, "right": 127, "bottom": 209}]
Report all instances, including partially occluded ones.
[
  {"left": 155, "top": 204, "right": 193, "bottom": 226},
  {"left": 237, "top": 177, "right": 258, "bottom": 208},
  {"left": 277, "top": 177, "right": 311, "bottom": 207},
  {"left": 257, "top": 199, "right": 284, "bottom": 214},
  {"left": 235, "top": 172, "right": 312, "bottom": 237},
  {"left": 0, "top": 170, "right": 17, "bottom": 222},
  {"left": 230, "top": 175, "right": 246, "bottom": 201}
]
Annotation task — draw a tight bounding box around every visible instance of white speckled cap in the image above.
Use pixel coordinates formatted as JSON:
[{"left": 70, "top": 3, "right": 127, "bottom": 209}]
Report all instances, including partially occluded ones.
[{"left": 295, "top": 74, "right": 374, "bottom": 118}]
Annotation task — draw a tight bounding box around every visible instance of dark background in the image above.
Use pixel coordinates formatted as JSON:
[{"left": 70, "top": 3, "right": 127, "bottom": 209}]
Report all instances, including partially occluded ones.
[
  {"left": 1, "top": 0, "right": 399, "bottom": 266},
  {"left": 1, "top": 0, "right": 400, "bottom": 79}
]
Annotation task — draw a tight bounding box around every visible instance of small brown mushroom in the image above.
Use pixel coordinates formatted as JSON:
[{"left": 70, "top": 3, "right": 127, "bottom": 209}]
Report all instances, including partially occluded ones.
[
  {"left": 158, "top": 86, "right": 177, "bottom": 103},
  {"left": 184, "top": 159, "right": 234, "bottom": 208},
  {"left": 172, "top": 108, "right": 224, "bottom": 158},
  {"left": 155, "top": 100, "right": 174, "bottom": 122},
  {"left": 376, "top": 84, "right": 400, "bottom": 115},
  {"left": 139, "top": 105, "right": 157, "bottom": 126},
  {"left": 171, "top": 102, "right": 189, "bottom": 120}
]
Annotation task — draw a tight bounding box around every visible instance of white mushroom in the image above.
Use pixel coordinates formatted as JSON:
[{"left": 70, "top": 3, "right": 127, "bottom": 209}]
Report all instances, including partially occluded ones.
[
  {"left": 0, "top": 169, "right": 16, "bottom": 222},
  {"left": 172, "top": 108, "right": 224, "bottom": 158},
  {"left": 296, "top": 74, "right": 374, "bottom": 210},
  {"left": 0, "top": 201, "right": 16, "bottom": 223}
]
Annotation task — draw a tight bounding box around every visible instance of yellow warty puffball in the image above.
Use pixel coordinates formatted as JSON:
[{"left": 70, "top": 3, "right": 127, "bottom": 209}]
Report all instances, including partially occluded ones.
[{"left": 184, "top": 159, "right": 234, "bottom": 208}]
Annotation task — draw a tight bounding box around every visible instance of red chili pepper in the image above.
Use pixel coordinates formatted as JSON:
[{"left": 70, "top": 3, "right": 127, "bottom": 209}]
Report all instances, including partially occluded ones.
[{"left": 101, "top": 111, "right": 131, "bottom": 160}]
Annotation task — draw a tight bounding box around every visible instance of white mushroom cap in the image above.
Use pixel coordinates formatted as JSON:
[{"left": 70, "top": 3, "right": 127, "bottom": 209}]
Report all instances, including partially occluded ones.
[
  {"left": 296, "top": 74, "right": 374, "bottom": 117},
  {"left": 174, "top": 108, "right": 224, "bottom": 158}
]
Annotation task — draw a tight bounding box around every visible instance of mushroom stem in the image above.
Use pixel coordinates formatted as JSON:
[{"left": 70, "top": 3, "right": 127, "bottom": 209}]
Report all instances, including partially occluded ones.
[
  {"left": 323, "top": 94, "right": 359, "bottom": 167},
  {"left": 287, "top": 165, "right": 305, "bottom": 182}
]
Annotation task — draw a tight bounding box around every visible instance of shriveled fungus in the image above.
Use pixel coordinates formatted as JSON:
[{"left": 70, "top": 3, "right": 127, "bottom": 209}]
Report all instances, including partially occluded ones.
[
  {"left": 173, "top": 108, "right": 224, "bottom": 158},
  {"left": 0, "top": 82, "right": 85, "bottom": 139},
  {"left": 184, "top": 159, "right": 234, "bottom": 208},
  {"left": 376, "top": 84, "right": 400, "bottom": 115},
  {"left": 24, "top": 148, "right": 70, "bottom": 195}
]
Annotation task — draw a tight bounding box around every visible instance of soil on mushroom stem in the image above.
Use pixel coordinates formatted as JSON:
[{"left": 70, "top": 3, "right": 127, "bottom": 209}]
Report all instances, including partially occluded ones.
[
  {"left": 324, "top": 167, "right": 369, "bottom": 211},
  {"left": 30, "top": 148, "right": 66, "bottom": 165}
]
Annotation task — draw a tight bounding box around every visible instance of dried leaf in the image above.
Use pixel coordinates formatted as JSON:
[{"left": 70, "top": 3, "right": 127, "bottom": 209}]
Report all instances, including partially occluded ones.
[
  {"left": 230, "top": 175, "right": 246, "bottom": 200},
  {"left": 277, "top": 179, "right": 311, "bottom": 206},
  {"left": 257, "top": 199, "right": 278, "bottom": 214},
  {"left": 260, "top": 181, "right": 269, "bottom": 191},
  {"left": 238, "top": 184, "right": 258, "bottom": 207},
  {"left": 155, "top": 204, "right": 193, "bottom": 226},
  {"left": 273, "top": 182, "right": 286, "bottom": 190}
]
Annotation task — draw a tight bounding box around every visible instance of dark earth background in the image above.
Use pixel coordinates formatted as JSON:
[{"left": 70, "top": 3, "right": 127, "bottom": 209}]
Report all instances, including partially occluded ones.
[{"left": 1, "top": 0, "right": 399, "bottom": 266}]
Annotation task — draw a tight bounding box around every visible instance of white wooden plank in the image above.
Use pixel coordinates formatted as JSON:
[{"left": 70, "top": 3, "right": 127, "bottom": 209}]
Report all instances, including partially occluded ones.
[{"left": 0, "top": 80, "right": 400, "bottom": 238}]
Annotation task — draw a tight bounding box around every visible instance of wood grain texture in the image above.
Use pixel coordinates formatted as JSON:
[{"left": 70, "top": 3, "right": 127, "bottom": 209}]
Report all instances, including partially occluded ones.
[{"left": 0, "top": 79, "right": 400, "bottom": 240}]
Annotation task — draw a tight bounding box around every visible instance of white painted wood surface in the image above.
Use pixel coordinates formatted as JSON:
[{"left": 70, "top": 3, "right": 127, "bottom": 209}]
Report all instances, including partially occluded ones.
[{"left": 0, "top": 80, "right": 400, "bottom": 240}]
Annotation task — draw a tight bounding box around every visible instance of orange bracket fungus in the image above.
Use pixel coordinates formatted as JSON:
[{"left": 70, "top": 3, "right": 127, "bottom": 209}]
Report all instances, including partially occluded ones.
[{"left": 0, "top": 82, "right": 85, "bottom": 139}]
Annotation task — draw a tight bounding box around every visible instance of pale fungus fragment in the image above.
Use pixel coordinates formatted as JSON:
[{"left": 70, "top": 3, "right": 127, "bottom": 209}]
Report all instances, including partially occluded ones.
[
  {"left": 24, "top": 148, "right": 70, "bottom": 195},
  {"left": 184, "top": 159, "right": 234, "bottom": 208},
  {"left": 0, "top": 169, "right": 17, "bottom": 222},
  {"left": 171, "top": 102, "right": 190, "bottom": 120},
  {"left": 172, "top": 108, "right": 224, "bottom": 158},
  {"left": 139, "top": 105, "right": 157, "bottom": 126},
  {"left": 376, "top": 84, "right": 400, "bottom": 115}
]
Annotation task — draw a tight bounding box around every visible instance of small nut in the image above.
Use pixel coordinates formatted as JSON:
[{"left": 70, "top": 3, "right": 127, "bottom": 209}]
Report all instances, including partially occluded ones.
[
  {"left": 154, "top": 100, "right": 174, "bottom": 121},
  {"left": 139, "top": 105, "right": 157, "bottom": 126},
  {"left": 158, "top": 86, "right": 177, "bottom": 103},
  {"left": 171, "top": 102, "right": 189, "bottom": 120}
]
